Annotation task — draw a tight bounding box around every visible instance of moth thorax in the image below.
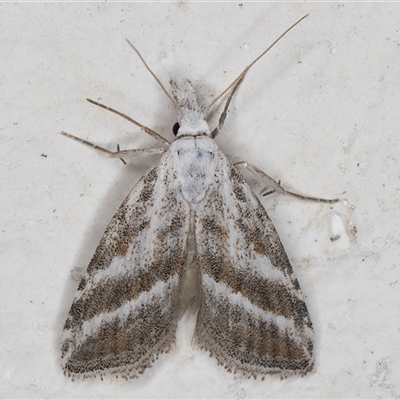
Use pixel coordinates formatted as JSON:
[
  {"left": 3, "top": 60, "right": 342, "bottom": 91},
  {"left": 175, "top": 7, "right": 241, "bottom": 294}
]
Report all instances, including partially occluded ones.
[{"left": 177, "top": 114, "right": 210, "bottom": 136}]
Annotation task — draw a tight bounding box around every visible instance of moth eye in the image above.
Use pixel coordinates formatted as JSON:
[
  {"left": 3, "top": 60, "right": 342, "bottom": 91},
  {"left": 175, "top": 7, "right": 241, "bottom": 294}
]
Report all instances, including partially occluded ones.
[{"left": 172, "top": 122, "right": 180, "bottom": 136}]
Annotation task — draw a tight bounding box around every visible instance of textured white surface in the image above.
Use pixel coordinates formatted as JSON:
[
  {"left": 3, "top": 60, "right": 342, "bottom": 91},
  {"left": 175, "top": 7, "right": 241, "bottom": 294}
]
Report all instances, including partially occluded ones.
[{"left": 1, "top": 2, "right": 399, "bottom": 398}]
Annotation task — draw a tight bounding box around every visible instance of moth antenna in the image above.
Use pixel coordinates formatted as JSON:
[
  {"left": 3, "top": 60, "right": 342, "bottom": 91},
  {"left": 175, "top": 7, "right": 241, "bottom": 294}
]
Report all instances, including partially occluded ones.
[
  {"left": 126, "top": 39, "right": 180, "bottom": 112},
  {"left": 206, "top": 14, "right": 309, "bottom": 114}
]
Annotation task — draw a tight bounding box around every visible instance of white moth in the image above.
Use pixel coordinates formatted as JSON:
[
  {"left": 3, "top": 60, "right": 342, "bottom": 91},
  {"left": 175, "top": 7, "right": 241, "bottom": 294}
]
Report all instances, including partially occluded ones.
[{"left": 61, "top": 15, "right": 338, "bottom": 380}]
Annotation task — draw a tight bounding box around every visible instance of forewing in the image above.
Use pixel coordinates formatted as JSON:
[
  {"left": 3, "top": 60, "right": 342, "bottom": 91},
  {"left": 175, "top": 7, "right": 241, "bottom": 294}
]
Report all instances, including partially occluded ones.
[
  {"left": 61, "top": 153, "right": 191, "bottom": 379},
  {"left": 194, "top": 158, "right": 314, "bottom": 378}
]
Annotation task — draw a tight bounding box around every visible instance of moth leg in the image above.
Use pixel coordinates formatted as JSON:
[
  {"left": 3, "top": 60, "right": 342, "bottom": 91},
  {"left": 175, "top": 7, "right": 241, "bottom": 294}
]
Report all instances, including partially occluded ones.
[
  {"left": 60, "top": 130, "right": 166, "bottom": 165},
  {"left": 232, "top": 160, "right": 247, "bottom": 170},
  {"left": 210, "top": 72, "right": 246, "bottom": 139},
  {"left": 86, "top": 98, "right": 170, "bottom": 145},
  {"left": 233, "top": 161, "right": 339, "bottom": 204}
]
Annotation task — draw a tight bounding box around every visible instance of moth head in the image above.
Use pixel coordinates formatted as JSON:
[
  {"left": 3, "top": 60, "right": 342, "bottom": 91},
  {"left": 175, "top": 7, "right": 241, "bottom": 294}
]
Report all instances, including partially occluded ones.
[{"left": 170, "top": 79, "right": 210, "bottom": 137}]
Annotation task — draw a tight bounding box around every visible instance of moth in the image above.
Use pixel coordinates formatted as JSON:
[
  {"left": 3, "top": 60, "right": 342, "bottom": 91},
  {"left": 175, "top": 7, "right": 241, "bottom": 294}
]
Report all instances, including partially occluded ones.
[{"left": 61, "top": 15, "right": 338, "bottom": 380}]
